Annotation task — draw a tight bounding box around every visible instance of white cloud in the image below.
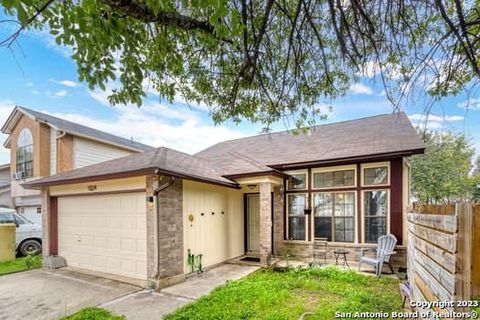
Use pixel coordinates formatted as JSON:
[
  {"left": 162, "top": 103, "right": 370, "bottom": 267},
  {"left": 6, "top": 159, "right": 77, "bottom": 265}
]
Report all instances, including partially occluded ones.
[
  {"left": 49, "top": 79, "right": 79, "bottom": 88},
  {"left": 0, "top": 101, "right": 15, "bottom": 164},
  {"left": 458, "top": 98, "right": 480, "bottom": 111},
  {"left": 349, "top": 83, "right": 374, "bottom": 95},
  {"left": 26, "top": 82, "right": 34, "bottom": 87},
  {"left": 54, "top": 90, "right": 68, "bottom": 97},
  {"left": 31, "top": 90, "right": 39, "bottom": 95},
  {"left": 408, "top": 113, "right": 464, "bottom": 130},
  {"left": 42, "top": 104, "right": 245, "bottom": 154}
]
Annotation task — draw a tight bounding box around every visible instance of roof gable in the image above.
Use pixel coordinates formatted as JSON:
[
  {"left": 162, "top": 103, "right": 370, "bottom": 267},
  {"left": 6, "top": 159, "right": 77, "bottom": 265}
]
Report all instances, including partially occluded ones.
[{"left": 1, "top": 106, "right": 153, "bottom": 152}]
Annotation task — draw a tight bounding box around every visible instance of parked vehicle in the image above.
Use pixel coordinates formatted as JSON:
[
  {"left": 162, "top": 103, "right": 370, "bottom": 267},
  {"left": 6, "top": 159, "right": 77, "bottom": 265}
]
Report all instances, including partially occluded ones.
[{"left": 0, "top": 208, "right": 42, "bottom": 256}]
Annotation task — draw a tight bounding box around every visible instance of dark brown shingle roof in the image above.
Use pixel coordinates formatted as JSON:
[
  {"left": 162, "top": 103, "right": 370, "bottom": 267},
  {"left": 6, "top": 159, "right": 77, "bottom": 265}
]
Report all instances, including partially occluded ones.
[
  {"left": 24, "top": 147, "right": 238, "bottom": 188},
  {"left": 195, "top": 112, "right": 424, "bottom": 175},
  {"left": 23, "top": 112, "right": 424, "bottom": 188}
]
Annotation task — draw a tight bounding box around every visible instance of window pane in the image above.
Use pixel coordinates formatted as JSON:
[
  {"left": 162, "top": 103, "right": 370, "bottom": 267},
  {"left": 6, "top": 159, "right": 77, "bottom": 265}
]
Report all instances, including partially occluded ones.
[
  {"left": 288, "top": 174, "right": 306, "bottom": 190},
  {"left": 314, "top": 170, "right": 355, "bottom": 188},
  {"left": 314, "top": 217, "right": 331, "bottom": 241},
  {"left": 313, "top": 192, "right": 355, "bottom": 242},
  {"left": 288, "top": 194, "right": 306, "bottom": 216},
  {"left": 364, "top": 191, "right": 388, "bottom": 216},
  {"left": 314, "top": 172, "right": 332, "bottom": 188},
  {"left": 364, "top": 167, "right": 388, "bottom": 185},
  {"left": 288, "top": 216, "right": 305, "bottom": 240},
  {"left": 334, "top": 217, "right": 354, "bottom": 242},
  {"left": 365, "top": 217, "right": 387, "bottom": 243},
  {"left": 288, "top": 194, "right": 306, "bottom": 240},
  {"left": 313, "top": 193, "right": 332, "bottom": 217},
  {"left": 25, "top": 145, "right": 33, "bottom": 161}
]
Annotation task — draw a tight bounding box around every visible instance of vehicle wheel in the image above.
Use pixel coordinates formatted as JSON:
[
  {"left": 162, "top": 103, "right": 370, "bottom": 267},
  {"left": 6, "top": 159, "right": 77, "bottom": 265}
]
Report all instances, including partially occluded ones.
[{"left": 19, "top": 240, "right": 42, "bottom": 256}]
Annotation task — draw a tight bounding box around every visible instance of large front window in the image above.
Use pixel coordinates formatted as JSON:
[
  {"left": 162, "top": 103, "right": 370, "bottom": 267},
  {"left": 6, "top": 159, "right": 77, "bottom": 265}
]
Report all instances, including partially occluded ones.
[
  {"left": 287, "top": 194, "right": 306, "bottom": 240},
  {"left": 313, "top": 192, "right": 355, "bottom": 242},
  {"left": 364, "top": 190, "right": 388, "bottom": 243},
  {"left": 16, "top": 128, "right": 33, "bottom": 178}
]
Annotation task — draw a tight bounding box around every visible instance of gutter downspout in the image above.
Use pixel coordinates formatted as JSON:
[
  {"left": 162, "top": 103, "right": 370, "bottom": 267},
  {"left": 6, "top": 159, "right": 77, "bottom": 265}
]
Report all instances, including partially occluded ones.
[
  {"left": 56, "top": 130, "right": 66, "bottom": 140},
  {"left": 152, "top": 171, "right": 175, "bottom": 284}
]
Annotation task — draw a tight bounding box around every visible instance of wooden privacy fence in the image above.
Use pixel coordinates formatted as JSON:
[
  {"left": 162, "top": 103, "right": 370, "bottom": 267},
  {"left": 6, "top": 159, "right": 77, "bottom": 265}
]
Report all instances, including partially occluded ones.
[{"left": 407, "top": 204, "right": 479, "bottom": 315}]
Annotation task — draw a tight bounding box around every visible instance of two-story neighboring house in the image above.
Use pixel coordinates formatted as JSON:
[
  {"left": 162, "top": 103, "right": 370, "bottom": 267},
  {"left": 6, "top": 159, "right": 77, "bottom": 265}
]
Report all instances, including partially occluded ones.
[
  {"left": 0, "top": 163, "right": 12, "bottom": 208},
  {"left": 1, "top": 106, "right": 153, "bottom": 224}
]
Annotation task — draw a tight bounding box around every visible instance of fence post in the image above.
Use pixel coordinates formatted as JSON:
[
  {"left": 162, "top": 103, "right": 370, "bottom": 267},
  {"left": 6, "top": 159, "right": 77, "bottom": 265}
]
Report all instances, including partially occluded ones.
[{"left": 456, "top": 203, "right": 472, "bottom": 309}]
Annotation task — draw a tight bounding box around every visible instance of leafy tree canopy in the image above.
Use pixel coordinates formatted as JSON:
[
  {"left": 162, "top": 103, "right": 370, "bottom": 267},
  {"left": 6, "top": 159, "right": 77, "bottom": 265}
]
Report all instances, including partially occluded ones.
[
  {"left": 1, "top": 0, "right": 480, "bottom": 125},
  {"left": 410, "top": 131, "right": 477, "bottom": 204}
]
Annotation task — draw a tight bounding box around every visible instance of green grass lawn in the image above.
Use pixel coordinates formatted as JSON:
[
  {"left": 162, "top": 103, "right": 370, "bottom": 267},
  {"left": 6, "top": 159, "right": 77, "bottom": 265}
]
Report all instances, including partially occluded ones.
[
  {"left": 0, "top": 255, "right": 42, "bottom": 275},
  {"left": 164, "top": 267, "right": 403, "bottom": 320},
  {"left": 60, "top": 307, "right": 125, "bottom": 320}
]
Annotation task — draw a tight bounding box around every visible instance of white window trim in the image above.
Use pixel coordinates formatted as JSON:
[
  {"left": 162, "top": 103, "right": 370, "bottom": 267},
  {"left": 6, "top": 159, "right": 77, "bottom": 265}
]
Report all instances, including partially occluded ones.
[
  {"left": 285, "top": 169, "right": 309, "bottom": 191},
  {"left": 361, "top": 161, "right": 391, "bottom": 187},
  {"left": 311, "top": 164, "right": 357, "bottom": 190},
  {"left": 311, "top": 190, "right": 358, "bottom": 244},
  {"left": 360, "top": 189, "right": 391, "bottom": 243},
  {"left": 286, "top": 193, "right": 308, "bottom": 241}
]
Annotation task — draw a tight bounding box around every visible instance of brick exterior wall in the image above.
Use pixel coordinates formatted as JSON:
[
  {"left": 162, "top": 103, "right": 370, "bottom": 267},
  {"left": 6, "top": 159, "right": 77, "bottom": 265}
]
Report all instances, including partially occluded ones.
[
  {"left": 272, "top": 187, "right": 407, "bottom": 268},
  {"left": 157, "top": 177, "right": 185, "bottom": 287},
  {"left": 259, "top": 182, "right": 272, "bottom": 266}
]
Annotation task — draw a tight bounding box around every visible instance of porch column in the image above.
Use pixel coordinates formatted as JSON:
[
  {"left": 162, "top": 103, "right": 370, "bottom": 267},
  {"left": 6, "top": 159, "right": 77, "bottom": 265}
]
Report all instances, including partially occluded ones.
[{"left": 259, "top": 182, "right": 272, "bottom": 266}]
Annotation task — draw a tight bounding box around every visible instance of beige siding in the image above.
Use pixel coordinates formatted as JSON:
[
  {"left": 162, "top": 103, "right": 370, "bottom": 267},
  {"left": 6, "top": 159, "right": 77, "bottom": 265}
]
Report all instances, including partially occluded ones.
[
  {"left": 73, "top": 137, "right": 133, "bottom": 169},
  {"left": 49, "top": 176, "right": 146, "bottom": 196},
  {"left": 50, "top": 128, "right": 57, "bottom": 175},
  {"left": 0, "top": 166, "right": 10, "bottom": 186},
  {"left": 183, "top": 180, "right": 244, "bottom": 273}
]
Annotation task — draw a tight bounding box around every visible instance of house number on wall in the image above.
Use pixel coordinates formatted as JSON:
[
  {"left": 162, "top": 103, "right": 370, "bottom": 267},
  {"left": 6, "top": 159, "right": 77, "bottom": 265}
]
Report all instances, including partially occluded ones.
[{"left": 87, "top": 185, "right": 97, "bottom": 192}]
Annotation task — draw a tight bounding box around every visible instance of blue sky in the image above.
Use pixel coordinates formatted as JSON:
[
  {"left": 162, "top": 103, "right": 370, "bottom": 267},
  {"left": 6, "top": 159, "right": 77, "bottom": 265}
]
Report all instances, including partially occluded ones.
[{"left": 0, "top": 26, "right": 479, "bottom": 165}]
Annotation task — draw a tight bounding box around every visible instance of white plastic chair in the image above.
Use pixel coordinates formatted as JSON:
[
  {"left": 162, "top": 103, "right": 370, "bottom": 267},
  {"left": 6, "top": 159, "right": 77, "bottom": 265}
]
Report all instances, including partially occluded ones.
[{"left": 358, "top": 234, "right": 397, "bottom": 276}]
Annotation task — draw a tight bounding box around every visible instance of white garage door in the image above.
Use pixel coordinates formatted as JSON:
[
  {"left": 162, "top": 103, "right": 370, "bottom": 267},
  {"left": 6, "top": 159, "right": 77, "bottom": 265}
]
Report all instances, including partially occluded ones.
[{"left": 58, "top": 193, "right": 147, "bottom": 280}]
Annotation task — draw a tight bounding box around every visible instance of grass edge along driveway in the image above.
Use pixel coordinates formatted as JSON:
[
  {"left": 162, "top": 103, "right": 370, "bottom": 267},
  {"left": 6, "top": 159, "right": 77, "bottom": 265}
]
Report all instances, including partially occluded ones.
[{"left": 0, "top": 255, "right": 42, "bottom": 276}]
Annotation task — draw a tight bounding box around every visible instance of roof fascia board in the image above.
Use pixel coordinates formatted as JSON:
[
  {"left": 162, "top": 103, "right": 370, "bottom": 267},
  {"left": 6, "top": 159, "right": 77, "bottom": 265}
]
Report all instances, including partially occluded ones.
[
  {"left": 269, "top": 149, "right": 425, "bottom": 170},
  {"left": 22, "top": 168, "right": 156, "bottom": 189}
]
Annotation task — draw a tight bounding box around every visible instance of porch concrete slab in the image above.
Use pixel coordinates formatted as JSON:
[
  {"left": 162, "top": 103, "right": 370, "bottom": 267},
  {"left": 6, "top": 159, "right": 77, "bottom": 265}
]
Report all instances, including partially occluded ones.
[
  {"left": 0, "top": 268, "right": 140, "bottom": 320},
  {"left": 161, "top": 264, "right": 260, "bottom": 300},
  {"left": 104, "top": 264, "right": 259, "bottom": 319}
]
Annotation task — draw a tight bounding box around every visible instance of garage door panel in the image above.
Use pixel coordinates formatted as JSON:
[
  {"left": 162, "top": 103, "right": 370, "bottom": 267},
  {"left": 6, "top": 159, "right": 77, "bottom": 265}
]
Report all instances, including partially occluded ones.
[{"left": 58, "top": 193, "right": 147, "bottom": 280}]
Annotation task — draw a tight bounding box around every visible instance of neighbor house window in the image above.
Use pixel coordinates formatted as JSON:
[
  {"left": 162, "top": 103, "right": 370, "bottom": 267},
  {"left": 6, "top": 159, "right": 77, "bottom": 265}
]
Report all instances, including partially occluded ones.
[
  {"left": 313, "top": 169, "right": 355, "bottom": 189},
  {"left": 313, "top": 192, "right": 355, "bottom": 242},
  {"left": 287, "top": 173, "right": 307, "bottom": 190},
  {"left": 364, "top": 190, "right": 388, "bottom": 243},
  {"left": 16, "top": 128, "right": 34, "bottom": 178},
  {"left": 363, "top": 166, "right": 388, "bottom": 186},
  {"left": 287, "top": 194, "right": 306, "bottom": 240}
]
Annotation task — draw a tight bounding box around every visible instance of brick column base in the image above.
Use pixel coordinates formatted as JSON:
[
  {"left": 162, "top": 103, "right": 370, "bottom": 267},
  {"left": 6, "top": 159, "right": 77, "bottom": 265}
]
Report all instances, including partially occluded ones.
[{"left": 259, "top": 182, "right": 272, "bottom": 266}]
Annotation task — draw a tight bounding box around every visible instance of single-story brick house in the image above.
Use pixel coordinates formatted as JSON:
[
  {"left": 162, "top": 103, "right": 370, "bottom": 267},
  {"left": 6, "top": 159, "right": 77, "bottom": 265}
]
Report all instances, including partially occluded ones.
[{"left": 25, "top": 113, "right": 424, "bottom": 288}]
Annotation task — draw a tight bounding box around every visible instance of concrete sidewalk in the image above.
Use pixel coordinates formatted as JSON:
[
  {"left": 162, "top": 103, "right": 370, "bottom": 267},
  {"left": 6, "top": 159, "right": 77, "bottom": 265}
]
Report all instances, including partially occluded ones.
[{"left": 104, "top": 264, "right": 259, "bottom": 319}]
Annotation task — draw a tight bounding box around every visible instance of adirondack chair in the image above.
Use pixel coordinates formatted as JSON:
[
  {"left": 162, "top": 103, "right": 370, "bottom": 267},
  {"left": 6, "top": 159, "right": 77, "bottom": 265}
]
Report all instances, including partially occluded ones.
[{"left": 358, "top": 234, "right": 397, "bottom": 276}]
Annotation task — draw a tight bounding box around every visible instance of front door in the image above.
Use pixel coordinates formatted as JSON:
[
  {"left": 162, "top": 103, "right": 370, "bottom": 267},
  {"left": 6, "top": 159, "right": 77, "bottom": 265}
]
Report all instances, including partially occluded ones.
[{"left": 246, "top": 194, "right": 260, "bottom": 253}]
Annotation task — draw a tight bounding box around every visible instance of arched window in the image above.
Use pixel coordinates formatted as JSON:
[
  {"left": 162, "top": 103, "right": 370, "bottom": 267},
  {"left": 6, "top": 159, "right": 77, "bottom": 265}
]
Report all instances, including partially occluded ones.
[{"left": 16, "top": 128, "right": 33, "bottom": 178}]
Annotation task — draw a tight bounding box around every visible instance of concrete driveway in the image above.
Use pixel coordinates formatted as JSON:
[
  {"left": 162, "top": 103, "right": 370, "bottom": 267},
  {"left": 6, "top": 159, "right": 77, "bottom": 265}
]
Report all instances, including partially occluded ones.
[
  {"left": 0, "top": 268, "right": 140, "bottom": 320},
  {"left": 0, "top": 264, "right": 259, "bottom": 320}
]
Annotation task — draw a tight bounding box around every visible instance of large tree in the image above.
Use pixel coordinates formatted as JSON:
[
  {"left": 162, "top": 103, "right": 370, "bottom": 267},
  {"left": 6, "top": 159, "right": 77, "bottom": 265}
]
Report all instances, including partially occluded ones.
[
  {"left": 410, "top": 131, "right": 476, "bottom": 204},
  {"left": 1, "top": 0, "right": 480, "bottom": 125}
]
